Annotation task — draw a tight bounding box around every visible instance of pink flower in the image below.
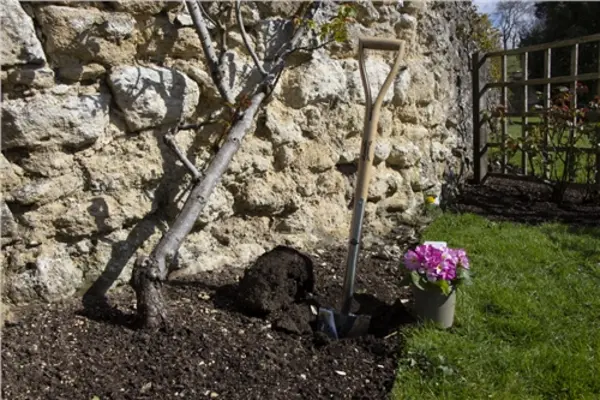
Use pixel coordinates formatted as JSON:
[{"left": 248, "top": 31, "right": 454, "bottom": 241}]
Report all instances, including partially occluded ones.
[
  {"left": 440, "top": 258, "right": 457, "bottom": 280},
  {"left": 402, "top": 244, "right": 470, "bottom": 285},
  {"left": 451, "top": 248, "right": 470, "bottom": 270},
  {"left": 403, "top": 250, "right": 421, "bottom": 271}
]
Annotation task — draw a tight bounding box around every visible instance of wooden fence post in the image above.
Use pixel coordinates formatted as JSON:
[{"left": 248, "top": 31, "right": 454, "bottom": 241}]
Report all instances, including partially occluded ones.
[
  {"left": 596, "top": 43, "right": 600, "bottom": 184},
  {"left": 472, "top": 51, "right": 487, "bottom": 184}
]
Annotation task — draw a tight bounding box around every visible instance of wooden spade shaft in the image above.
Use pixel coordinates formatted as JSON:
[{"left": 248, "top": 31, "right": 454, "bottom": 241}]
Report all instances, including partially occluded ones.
[{"left": 341, "top": 36, "right": 405, "bottom": 315}]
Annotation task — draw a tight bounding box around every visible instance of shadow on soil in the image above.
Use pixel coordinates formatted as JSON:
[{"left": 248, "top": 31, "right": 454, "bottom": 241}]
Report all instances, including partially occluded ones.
[
  {"left": 449, "top": 176, "right": 600, "bottom": 227},
  {"left": 76, "top": 301, "right": 139, "bottom": 330},
  {"left": 77, "top": 245, "right": 416, "bottom": 344}
]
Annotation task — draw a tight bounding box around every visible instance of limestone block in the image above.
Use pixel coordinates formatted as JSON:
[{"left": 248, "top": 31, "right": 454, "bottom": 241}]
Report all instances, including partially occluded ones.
[
  {"left": 51, "top": 193, "right": 153, "bottom": 238},
  {"left": 0, "top": 155, "right": 24, "bottom": 196},
  {"left": 1, "top": 0, "right": 46, "bottom": 66},
  {"left": 264, "top": 100, "right": 306, "bottom": 146},
  {"left": 78, "top": 132, "right": 164, "bottom": 194},
  {"left": 1, "top": 201, "right": 18, "bottom": 239},
  {"left": 11, "top": 173, "right": 84, "bottom": 206},
  {"left": 1, "top": 89, "right": 110, "bottom": 150},
  {"left": 111, "top": 0, "right": 181, "bottom": 14},
  {"left": 374, "top": 140, "right": 392, "bottom": 163},
  {"left": 35, "top": 5, "right": 137, "bottom": 67},
  {"left": 393, "top": 67, "right": 412, "bottom": 106},
  {"left": 283, "top": 57, "right": 347, "bottom": 108},
  {"left": 58, "top": 63, "right": 106, "bottom": 82},
  {"left": 17, "top": 151, "right": 75, "bottom": 178},
  {"left": 386, "top": 142, "right": 422, "bottom": 168},
  {"left": 6, "top": 244, "right": 83, "bottom": 303},
  {"left": 5, "top": 66, "right": 54, "bottom": 89},
  {"left": 396, "top": 14, "right": 418, "bottom": 30},
  {"left": 291, "top": 142, "right": 337, "bottom": 173},
  {"left": 235, "top": 173, "right": 298, "bottom": 215},
  {"left": 107, "top": 65, "right": 200, "bottom": 132},
  {"left": 226, "top": 137, "right": 273, "bottom": 176},
  {"left": 378, "top": 191, "right": 411, "bottom": 213}
]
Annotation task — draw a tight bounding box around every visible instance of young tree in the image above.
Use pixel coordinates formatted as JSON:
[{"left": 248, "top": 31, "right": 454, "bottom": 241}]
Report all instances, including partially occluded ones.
[
  {"left": 492, "top": 1, "right": 533, "bottom": 50},
  {"left": 128, "top": 0, "right": 357, "bottom": 329}
]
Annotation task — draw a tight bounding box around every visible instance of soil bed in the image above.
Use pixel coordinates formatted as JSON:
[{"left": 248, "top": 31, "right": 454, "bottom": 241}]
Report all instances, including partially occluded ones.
[
  {"left": 2, "top": 244, "right": 414, "bottom": 400},
  {"left": 5, "top": 175, "right": 593, "bottom": 399},
  {"left": 449, "top": 176, "right": 600, "bottom": 226}
]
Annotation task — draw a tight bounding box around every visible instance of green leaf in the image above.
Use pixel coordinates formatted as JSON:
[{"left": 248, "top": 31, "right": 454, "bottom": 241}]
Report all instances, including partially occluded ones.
[
  {"left": 437, "top": 279, "right": 451, "bottom": 296},
  {"left": 410, "top": 271, "right": 425, "bottom": 291}
]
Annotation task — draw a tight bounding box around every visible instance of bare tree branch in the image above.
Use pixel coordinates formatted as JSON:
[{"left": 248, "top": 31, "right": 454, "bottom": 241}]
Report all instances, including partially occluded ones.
[
  {"left": 138, "top": 92, "right": 266, "bottom": 281},
  {"left": 236, "top": 0, "right": 267, "bottom": 77},
  {"left": 178, "top": 120, "right": 217, "bottom": 131},
  {"left": 186, "top": 0, "right": 235, "bottom": 105},
  {"left": 197, "top": 1, "right": 217, "bottom": 29},
  {"left": 492, "top": 1, "right": 534, "bottom": 50},
  {"left": 290, "top": 38, "right": 336, "bottom": 56},
  {"left": 130, "top": 0, "right": 325, "bottom": 329},
  {"left": 259, "top": 2, "right": 323, "bottom": 95},
  {"left": 164, "top": 133, "right": 202, "bottom": 182}
]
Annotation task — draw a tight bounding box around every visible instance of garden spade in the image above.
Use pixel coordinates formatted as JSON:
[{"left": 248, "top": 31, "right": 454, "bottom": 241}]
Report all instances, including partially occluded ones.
[{"left": 317, "top": 36, "right": 405, "bottom": 340}]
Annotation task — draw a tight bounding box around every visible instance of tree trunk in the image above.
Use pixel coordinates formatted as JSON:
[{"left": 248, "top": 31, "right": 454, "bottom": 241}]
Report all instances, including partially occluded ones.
[
  {"left": 130, "top": 256, "right": 168, "bottom": 329},
  {"left": 130, "top": 92, "right": 266, "bottom": 329},
  {"left": 128, "top": 0, "right": 323, "bottom": 329}
]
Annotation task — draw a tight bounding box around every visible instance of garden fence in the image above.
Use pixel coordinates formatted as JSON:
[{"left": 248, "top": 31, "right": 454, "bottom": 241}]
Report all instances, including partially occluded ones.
[{"left": 471, "top": 33, "right": 600, "bottom": 187}]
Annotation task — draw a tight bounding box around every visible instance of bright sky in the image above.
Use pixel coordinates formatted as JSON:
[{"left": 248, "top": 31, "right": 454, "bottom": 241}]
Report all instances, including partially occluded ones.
[{"left": 472, "top": 0, "right": 499, "bottom": 16}]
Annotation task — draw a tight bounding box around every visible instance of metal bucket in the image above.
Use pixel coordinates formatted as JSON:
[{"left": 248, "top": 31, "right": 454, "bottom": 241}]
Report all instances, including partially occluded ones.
[{"left": 411, "top": 284, "right": 456, "bottom": 329}]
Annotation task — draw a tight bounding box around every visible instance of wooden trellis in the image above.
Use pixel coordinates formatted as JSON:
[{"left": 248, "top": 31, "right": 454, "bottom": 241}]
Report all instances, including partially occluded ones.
[{"left": 471, "top": 33, "right": 600, "bottom": 185}]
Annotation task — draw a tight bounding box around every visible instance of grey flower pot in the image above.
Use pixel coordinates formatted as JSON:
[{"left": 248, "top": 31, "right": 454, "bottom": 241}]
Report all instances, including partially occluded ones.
[{"left": 411, "top": 284, "right": 456, "bottom": 329}]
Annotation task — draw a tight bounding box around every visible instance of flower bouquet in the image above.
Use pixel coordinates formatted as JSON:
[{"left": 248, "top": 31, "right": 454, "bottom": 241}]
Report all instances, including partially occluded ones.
[{"left": 400, "top": 243, "right": 472, "bottom": 328}]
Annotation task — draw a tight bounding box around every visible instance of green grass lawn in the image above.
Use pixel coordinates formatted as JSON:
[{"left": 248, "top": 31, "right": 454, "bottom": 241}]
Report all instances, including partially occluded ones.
[{"left": 392, "top": 212, "right": 600, "bottom": 399}]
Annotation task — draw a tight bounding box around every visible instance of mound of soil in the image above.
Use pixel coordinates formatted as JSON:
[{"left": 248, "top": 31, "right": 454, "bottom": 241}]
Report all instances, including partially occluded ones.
[
  {"left": 236, "top": 245, "right": 315, "bottom": 316},
  {"left": 1, "top": 244, "right": 414, "bottom": 400}
]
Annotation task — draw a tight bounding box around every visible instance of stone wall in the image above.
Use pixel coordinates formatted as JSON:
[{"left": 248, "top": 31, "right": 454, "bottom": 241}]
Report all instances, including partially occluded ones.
[{"left": 1, "top": 0, "right": 485, "bottom": 305}]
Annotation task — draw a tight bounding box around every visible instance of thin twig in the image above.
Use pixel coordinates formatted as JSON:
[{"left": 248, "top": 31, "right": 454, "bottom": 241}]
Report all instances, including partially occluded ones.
[
  {"left": 197, "top": 1, "right": 217, "bottom": 31},
  {"left": 222, "top": 4, "right": 234, "bottom": 61},
  {"left": 186, "top": 0, "right": 235, "bottom": 105},
  {"left": 164, "top": 133, "right": 202, "bottom": 181},
  {"left": 178, "top": 120, "right": 218, "bottom": 131},
  {"left": 259, "top": 1, "right": 323, "bottom": 95},
  {"left": 290, "top": 38, "right": 336, "bottom": 55},
  {"left": 236, "top": 0, "right": 267, "bottom": 77}
]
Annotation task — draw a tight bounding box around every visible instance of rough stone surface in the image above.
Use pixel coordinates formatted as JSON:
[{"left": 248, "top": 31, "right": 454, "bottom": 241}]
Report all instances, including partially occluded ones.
[
  {"left": 1, "top": 202, "right": 18, "bottom": 241},
  {"left": 107, "top": 65, "right": 200, "bottom": 131},
  {"left": 34, "top": 5, "right": 138, "bottom": 68},
  {"left": 5, "top": 244, "right": 83, "bottom": 303},
  {"left": 10, "top": 173, "right": 85, "bottom": 206},
  {"left": 1, "top": 0, "right": 46, "bottom": 66},
  {"left": 1, "top": 88, "right": 111, "bottom": 150},
  {"left": 58, "top": 63, "right": 106, "bottom": 82},
  {"left": 1, "top": 0, "right": 489, "bottom": 305},
  {"left": 5, "top": 66, "right": 55, "bottom": 89}
]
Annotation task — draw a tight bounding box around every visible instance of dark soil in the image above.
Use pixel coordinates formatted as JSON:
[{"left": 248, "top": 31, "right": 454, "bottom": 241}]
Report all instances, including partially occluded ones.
[
  {"left": 450, "top": 176, "right": 600, "bottom": 226},
  {"left": 5, "top": 175, "right": 594, "bottom": 400},
  {"left": 1, "top": 244, "right": 414, "bottom": 400}
]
